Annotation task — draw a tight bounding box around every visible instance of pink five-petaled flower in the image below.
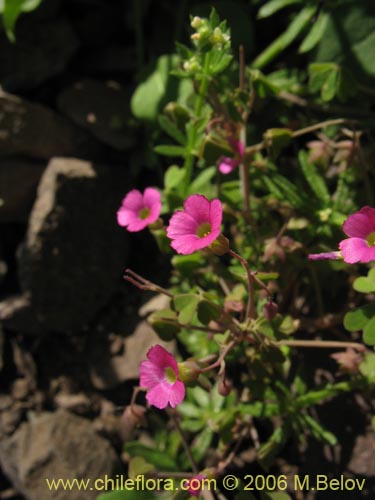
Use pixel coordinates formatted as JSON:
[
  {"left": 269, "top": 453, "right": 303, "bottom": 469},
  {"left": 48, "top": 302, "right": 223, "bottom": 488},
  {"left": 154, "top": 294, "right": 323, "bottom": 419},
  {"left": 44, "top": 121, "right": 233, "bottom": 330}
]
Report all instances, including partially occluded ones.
[
  {"left": 139, "top": 345, "right": 185, "bottom": 409},
  {"left": 167, "top": 194, "right": 222, "bottom": 255},
  {"left": 117, "top": 188, "right": 161, "bottom": 232},
  {"left": 308, "top": 206, "right": 375, "bottom": 264},
  {"left": 339, "top": 206, "right": 375, "bottom": 263},
  {"left": 218, "top": 139, "right": 244, "bottom": 175}
]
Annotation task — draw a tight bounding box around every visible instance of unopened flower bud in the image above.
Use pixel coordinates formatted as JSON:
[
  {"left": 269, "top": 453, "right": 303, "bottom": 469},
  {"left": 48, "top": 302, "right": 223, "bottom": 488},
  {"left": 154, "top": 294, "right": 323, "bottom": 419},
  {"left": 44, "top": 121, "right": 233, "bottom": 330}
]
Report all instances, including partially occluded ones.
[
  {"left": 263, "top": 300, "right": 278, "bottom": 321},
  {"left": 191, "top": 16, "right": 203, "bottom": 29},
  {"left": 217, "top": 371, "right": 233, "bottom": 397},
  {"left": 178, "top": 360, "right": 200, "bottom": 383},
  {"left": 218, "top": 374, "right": 232, "bottom": 396}
]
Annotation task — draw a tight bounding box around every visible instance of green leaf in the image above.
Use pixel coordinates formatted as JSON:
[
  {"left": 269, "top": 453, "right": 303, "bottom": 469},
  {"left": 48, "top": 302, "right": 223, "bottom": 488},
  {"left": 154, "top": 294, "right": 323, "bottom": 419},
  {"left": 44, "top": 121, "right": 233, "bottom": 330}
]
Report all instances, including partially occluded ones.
[
  {"left": 197, "top": 300, "right": 221, "bottom": 325},
  {"left": 258, "top": 423, "right": 290, "bottom": 470},
  {"left": 299, "top": 12, "right": 328, "bottom": 53},
  {"left": 173, "top": 294, "right": 200, "bottom": 325},
  {"left": 299, "top": 150, "right": 330, "bottom": 205},
  {"left": 154, "top": 145, "right": 186, "bottom": 158},
  {"left": 314, "top": 1, "right": 375, "bottom": 84},
  {"left": 128, "top": 457, "right": 155, "bottom": 480},
  {"left": 252, "top": 5, "right": 316, "bottom": 69},
  {"left": 263, "top": 128, "right": 293, "bottom": 158},
  {"left": 178, "top": 402, "right": 203, "bottom": 419},
  {"left": 344, "top": 304, "right": 375, "bottom": 332},
  {"left": 199, "top": 133, "right": 232, "bottom": 164},
  {"left": 188, "top": 167, "right": 216, "bottom": 195},
  {"left": 363, "top": 316, "right": 375, "bottom": 346},
  {"left": 353, "top": 277, "right": 375, "bottom": 293},
  {"left": 263, "top": 173, "right": 305, "bottom": 209},
  {"left": 359, "top": 353, "right": 375, "bottom": 383},
  {"left": 124, "top": 443, "right": 178, "bottom": 471},
  {"left": 171, "top": 253, "right": 205, "bottom": 276},
  {"left": 257, "top": 0, "right": 302, "bottom": 19},
  {"left": 158, "top": 116, "right": 186, "bottom": 145},
  {"left": 192, "top": 427, "right": 214, "bottom": 463},
  {"left": 148, "top": 310, "right": 180, "bottom": 341},
  {"left": 302, "top": 414, "right": 337, "bottom": 446},
  {"left": 1, "top": 0, "right": 43, "bottom": 41},
  {"left": 131, "top": 55, "right": 193, "bottom": 121},
  {"left": 189, "top": 386, "right": 210, "bottom": 408},
  {"left": 164, "top": 165, "right": 185, "bottom": 191}
]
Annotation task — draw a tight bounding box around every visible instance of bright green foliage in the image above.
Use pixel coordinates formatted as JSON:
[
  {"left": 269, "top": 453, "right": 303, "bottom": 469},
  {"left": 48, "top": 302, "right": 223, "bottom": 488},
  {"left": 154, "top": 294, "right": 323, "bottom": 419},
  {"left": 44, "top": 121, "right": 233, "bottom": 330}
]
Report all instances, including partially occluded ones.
[
  {"left": 0, "top": 0, "right": 43, "bottom": 41},
  {"left": 131, "top": 55, "right": 193, "bottom": 121},
  {"left": 353, "top": 268, "right": 375, "bottom": 293}
]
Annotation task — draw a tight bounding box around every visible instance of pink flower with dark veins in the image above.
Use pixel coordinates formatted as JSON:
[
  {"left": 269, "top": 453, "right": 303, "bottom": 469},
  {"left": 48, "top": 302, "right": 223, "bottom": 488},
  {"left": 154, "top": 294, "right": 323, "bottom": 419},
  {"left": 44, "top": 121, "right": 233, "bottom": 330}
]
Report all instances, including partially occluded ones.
[
  {"left": 218, "top": 140, "right": 244, "bottom": 175},
  {"left": 139, "top": 345, "right": 185, "bottom": 409},
  {"left": 167, "top": 194, "right": 223, "bottom": 255},
  {"left": 117, "top": 188, "right": 161, "bottom": 232},
  {"left": 309, "top": 207, "right": 375, "bottom": 264}
]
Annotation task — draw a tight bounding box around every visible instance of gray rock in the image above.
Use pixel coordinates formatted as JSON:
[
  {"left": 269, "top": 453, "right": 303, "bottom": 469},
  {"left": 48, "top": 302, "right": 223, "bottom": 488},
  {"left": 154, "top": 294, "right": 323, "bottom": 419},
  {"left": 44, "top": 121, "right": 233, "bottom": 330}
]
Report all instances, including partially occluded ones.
[
  {"left": 0, "top": 158, "right": 46, "bottom": 222},
  {"left": 14, "top": 157, "right": 129, "bottom": 334},
  {"left": 0, "top": 15, "right": 78, "bottom": 92},
  {"left": 0, "top": 410, "right": 122, "bottom": 500},
  {"left": 58, "top": 79, "right": 136, "bottom": 151},
  {"left": 0, "top": 91, "right": 103, "bottom": 160},
  {"left": 89, "top": 321, "right": 176, "bottom": 390}
]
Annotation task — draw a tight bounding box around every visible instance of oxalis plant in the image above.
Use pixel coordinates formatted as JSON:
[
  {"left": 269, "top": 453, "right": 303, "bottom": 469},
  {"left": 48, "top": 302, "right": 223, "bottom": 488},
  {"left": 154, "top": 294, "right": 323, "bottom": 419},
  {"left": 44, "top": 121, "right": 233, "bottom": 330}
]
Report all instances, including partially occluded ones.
[{"left": 105, "top": 9, "right": 374, "bottom": 500}]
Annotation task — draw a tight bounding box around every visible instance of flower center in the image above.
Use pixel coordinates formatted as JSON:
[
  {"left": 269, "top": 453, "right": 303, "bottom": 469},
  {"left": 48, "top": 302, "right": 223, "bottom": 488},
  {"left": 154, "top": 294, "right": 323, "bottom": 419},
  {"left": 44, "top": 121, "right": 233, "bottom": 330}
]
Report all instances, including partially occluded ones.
[
  {"left": 138, "top": 207, "right": 151, "bottom": 220},
  {"left": 367, "top": 231, "right": 375, "bottom": 247},
  {"left": 196, "top": 222, "right": 211, "bottom": 238},
  {"left": 164, "top": 366, "right": 177, "bottom": 384}
]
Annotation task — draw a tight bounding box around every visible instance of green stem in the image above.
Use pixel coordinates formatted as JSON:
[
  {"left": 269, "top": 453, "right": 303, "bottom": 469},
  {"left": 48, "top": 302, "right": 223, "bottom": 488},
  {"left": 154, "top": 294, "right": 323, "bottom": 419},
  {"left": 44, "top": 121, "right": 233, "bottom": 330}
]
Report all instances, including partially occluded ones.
[{"left": 182, "top": 53, "right": 211, "bottom": 194}]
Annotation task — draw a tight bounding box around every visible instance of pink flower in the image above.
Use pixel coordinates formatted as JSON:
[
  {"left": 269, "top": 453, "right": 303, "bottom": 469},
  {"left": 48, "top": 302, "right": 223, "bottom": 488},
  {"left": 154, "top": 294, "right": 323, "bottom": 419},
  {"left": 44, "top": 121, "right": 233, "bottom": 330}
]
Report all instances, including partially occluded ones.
[
  {"left": 218, "top": 140, "right": 244, "bottom": 175},
  {"left": 308, "top": 206, "right": 375, "bottom": 264},
  {"left": 117, "top": 188, "right": 161, "bottom": 232},
  {"left": 139, "top": 345, "right": 185, "bottom": 409},
  {"left": 167, "top": 194, "right": 223, "bottom": 255},
  {"left": 339, "top": 206, "right": 375, "bottom": 263},
  {"left": 185, "top": 474, "right": 206, "bottom": 498}
]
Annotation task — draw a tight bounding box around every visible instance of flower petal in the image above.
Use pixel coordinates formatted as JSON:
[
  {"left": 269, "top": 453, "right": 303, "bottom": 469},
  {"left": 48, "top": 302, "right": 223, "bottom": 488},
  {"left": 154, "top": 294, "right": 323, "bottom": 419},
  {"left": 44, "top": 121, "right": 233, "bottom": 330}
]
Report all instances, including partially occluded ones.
[
  {"left": 171, "top": 234, "right": 202, "bottom": 255},
  {"left": 139, "top": 360, "right": 164, "bottom": 389},
  {"left": 339, "top": 237, "right": 375, "bottom": 263},
  {"left": 342, "top": 206, "right": 375, "bottom": 238},
  {"left": 121, "top": 189, "right": 144, "bottom": 212},
  {"left": 146, "top": 380, "right": 185, "bottom": 409},
  {"left": 146, "top": 384, "right": 170, "bottom": 409},
  {"left": 167, "top": 211, "right": 198, "bottom": 238},
  {"left": 218, "top": 157, "right": 237, "bottom": 174},
  {"left": 146, "top": 345, "right": 178, "bottom": 374},
  {"left": 209, "top": 199, "right": 223, "bottom": 232},
  {"left": 143, "top": 187, "right": 161, "bottom": 208},
  {"left": 184, "top": 194, "right": 210, "bottom": 224}
]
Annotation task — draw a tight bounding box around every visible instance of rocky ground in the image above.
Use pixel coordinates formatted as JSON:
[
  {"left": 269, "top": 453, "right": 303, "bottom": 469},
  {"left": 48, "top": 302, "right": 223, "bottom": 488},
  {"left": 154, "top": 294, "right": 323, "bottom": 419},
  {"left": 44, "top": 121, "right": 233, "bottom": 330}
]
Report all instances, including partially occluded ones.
[
  {"left": 0, "top": 1, "right": 171, "bottom": 498},
  {"left": 0, "top": 1, "right": 374, "bottom": 499}
]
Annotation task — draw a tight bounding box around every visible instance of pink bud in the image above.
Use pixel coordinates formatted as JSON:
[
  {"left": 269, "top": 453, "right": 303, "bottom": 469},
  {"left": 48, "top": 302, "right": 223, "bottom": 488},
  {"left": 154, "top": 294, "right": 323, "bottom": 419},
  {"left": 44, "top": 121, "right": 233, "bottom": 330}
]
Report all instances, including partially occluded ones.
[{"left": 263, "top": 301, "right": 278, "bottom": 321}]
